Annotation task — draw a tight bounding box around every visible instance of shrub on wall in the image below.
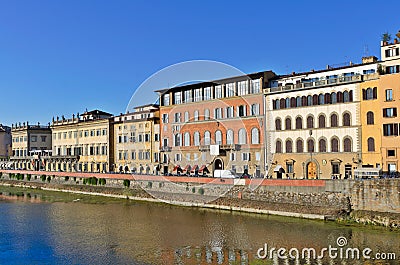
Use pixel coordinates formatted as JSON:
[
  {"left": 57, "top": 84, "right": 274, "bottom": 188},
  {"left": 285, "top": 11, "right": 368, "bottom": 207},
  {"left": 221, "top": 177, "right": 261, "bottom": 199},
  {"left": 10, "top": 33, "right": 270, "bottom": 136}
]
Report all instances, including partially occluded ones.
[
  {"left": 26, "top": 174, "right": 31, "bottom": 181},
  {"left": 192, "top": 187, "right": 196, "bottom": 193},
  {"left": 147, "top": 181, "right": 152, "bottom": 188},
  {"left": 41, "top": 175, "right": 46, "bottom": 182},
  {"left": 64, "top": 176, "right": 69, "bottom": 181},
  {"left": 99, "top": 178, "right": 106, "bottom": 185},
  {"left": 47, "top": 176, "right": 51, "bottom": 183},
  {"left": 198, "top": 188, "right": 205, "bottom": 195}
]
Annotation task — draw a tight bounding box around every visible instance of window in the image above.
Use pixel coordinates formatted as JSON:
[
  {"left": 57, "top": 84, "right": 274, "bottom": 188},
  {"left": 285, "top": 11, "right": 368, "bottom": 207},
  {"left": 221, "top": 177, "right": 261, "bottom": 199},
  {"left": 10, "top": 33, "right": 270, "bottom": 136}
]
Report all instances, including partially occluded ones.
[
  {"left": 385, "top": 89, "right": 393, "bottom": 101},
  {"left": 251, "top": 128, "right": 259, "bottom": 144},
  {"left": 226, "top": 83, "right": 235, "bottom": 97},
  {"left": 183, "top": 132, "right": 190, "bottom": 146},
  {"left": 343, "top": 91, "right": 350, "bottom": 102},
  {"left": 237, "top": 105, "right": 246, "bottom": 117},
  {"left": 162, "top": 114, "right": 169, "bottom": 124},
  {"left": 283, "top": 117, "right": 291, "bottom": 130},
  {"left": 241, "top": 152, "right": 251, "bottom": 161},
  {"left": 275, "top": 118, "right": 282, "bottom": 130},
  {"left": 238, "top": 129, "right": 247, "bottom": 144},
  {"left": 204, "top": 131, "right": 211, "bottom": 145},
  {"left": 383, "top": 123, "right": 399, "bottom": 136},
  {"left": 318, "top": 94, "right": 325, "bottom": 105},
  {"left": 319, "top": 139, "right": 326, "bottom": 152},
  {"left": 318, "top": 115, "right": 326, "bottom": 128},
  {"left": 295, "top": 117, "right": 302, "bottom": 129},
  {"left": 296, "top": 97, "right": 301, "bottom": 107},
  {"left": 184, "top": 90, "right": 192, "bottom": 103},
  {"left": 184, "top": 111, "right": 189, "bottom": 122},
  {"left": 307, "top": 95, "right": 312, "bottom": 106},
  {"left": 285, "top": 98, "right": 290, "bottom": 108},
  {"left": 296, "top": 139, "right": 303, "bottom": 153},
  {"left": 331, "top": 138, "right": 339, "bottom": 152},
  {"left": 174, "top": 113, "right": 181, "bottom": 123},
  {"left": 41, "top": 136, "right": 47, "bottom": 142},
  {"left": 331, "top": 92, "right": 337, "bottom": 104},
  {"left": 387, "top": 150, "right": 396, "bottom": 157},
  {"left": 194, "top": 88, "right": 202, "bottom": 102},
  {"left": 204, "top": 109, "right": 210, "bottom": 120},
  {"left": 214, "top": 108, "right": 223, "bottom": 119},
  {"left": 215, "top": 130, "right": 222, "bottom": 144},
  {"left": 343, "top": 137, "right": 352, "bottom": 152},
  {"left": 175, "top": 153, "right": 182, "bottom": 162},
  {"left": 383, "top": 108, "right": 397, "bottom": 118},
  {"left": 226, "top": 130, "right": 234, "bottom": 145},
  {"left": 330, "top": 114, "right": 338, "bottom": 127},
  {"left": 163, "top": 94, "right": 170, "bottom": 106},
  {"left": 174, "top": 92, "right": 182, "bottom": 104},
  {"left": 367, "top": 111, "right": 374, "bottom": 125},
  {"left": 285, "top": 139, "right": 293, "bottom": 153},
  {"left": 275, "top": 140, "right": 282, "bottom": 153},
  {"left": 215, "top": 85, "right": 223, "bottom": 98},
  {"left": 363, "top": 87, "right": 377, "bottom": 100},
  {"left": 174, "top": 133, "right": 181, "bottom": 147},
  {"left": 275, "top": 100, "right": 280, "bottom": 110},
  {"left": 307, "top": 116, "right": 314, "bottom": 129},
  {"left": 204, "top": 87, "right": 211, "bottom": 100},
  {"left": 251, "top": 79, "right": 260, "bottom": 94},
  {"left": 367, "top": 137, "right": 375, "bottom": 152},
  {"left": 332, "top": 163, "right": 340, "bottom": 175},
  {"left": 194, "top": 111, "right": 199, "bottom": 121},
  {"left": 307, "top": 139, "right": 315, "bottom": 152},
  {"left": 385, "top": 47, "right": 400, "bottom": 57},
  {"left": 230, "top": 152, "right": 236, "bottom": 161},
  {"left": 238, "top": 81, "right": 248, "bottom": 96},
  {"left": 286, "top": 162, "right": 293, "bottom": 173},
  {"left": 31, "top": 136, "right": 37, "bottom": 142},
  {"left": 343, "top": 113, "right": 351, "bottom": 126},
  {"left": 250, "top": 104, "right": 260, "bottom": 116},
  {"left": 226, "top": 106, "right": 234, "bottom": 118},
  {"left": 194, "top": 132, "right": 200, "bottom": 146}
]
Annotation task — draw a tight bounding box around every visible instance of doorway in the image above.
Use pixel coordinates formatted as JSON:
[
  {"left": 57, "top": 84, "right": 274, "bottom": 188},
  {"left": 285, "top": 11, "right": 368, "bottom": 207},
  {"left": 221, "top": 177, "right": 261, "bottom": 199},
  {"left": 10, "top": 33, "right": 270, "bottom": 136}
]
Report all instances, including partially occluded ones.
[
  {"left": 307, "top": 162, "right": 317, "bottom": 179},
  {"left": 214, "top": 158, "right": 223, "bottom": 170}
]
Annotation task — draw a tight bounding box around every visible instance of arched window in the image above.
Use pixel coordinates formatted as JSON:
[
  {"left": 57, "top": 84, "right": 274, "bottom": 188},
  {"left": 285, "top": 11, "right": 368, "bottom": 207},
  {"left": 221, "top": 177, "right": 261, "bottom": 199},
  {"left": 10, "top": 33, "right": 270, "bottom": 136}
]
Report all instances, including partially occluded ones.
[
  {"left": 238, "top": 128, "right": 247, "bottom": 144},
  {"left": 337, "top": 91, "right": 343, "bottom": 103},
  {"left": 296, "top": 96, "right": 302, "bottom": 107},
  {"left": 366, "top": 88, "right": 373, "bottom": 100},
  {"left": 204, "top": 109, "right": 210, "bottom": 120},
  {"left": 343, "top": 91, "right": 350, "bottom": 102},
  {"left": 174, "top": 133, "right": 181, "bottom": 147},
  {"left": 330, "top": 113, "right": 338, "bottom": 127},
  {"left": 280, "top": 99, "right": 286, "bottom": 109},
  {"left": 319, "top": 138, "right": 327, "bottom": 152},
  {"left": 307, "top": 95, "right": 312, "bottom": 106},
  {"left": 285, "top": 139, "right": 293, "bottom": 153},
  {"left": 184, "top": 132, "right": 190, "bottom": 146},
  {"left": 290, "top": 97, "right": 296, "bottom": 107},
  {"left": 275, "top": 100, "right": 280, "bottom": 110},
  {"left": 318, "top": 115, "right": 326, "bottom": 128},
  {"left": 251, "top": 128, "right": 259, "bottom": 144},
  {"left": 194, "top": 110, "right": 199, "bottom": 121},
  {"left": 296, "top": 139, "right": 304, "bottom": 153},
  {"left": 215, "top": 130, "right": 222, "bottom": 145},
  {"left": 194, "top": 131, "right": 200, "bottom": 146},
  {"left": 307, "top": 139, "right": 315, "bottom": 152},
  {"left": 275, "top": 118, "right": 282, "bottom": 130},
  {"left": 276, "top": 140, "right": 282, "bottom": 153},
  {"left": 367, "top": 137, "right": 375, "bottom": 152},
  {"left": 318, "top": 94, "right": 325, "bottom": 105},
  {"left": 343, "top": 137, "right": 352, "bottom": 152},
  {"left": 226, "top": 130, "right": 234, "bottom": 145},
  {"left": 204, "top": 131, "right": 211, "bottom": 145},
  {"left": 285, "top": 117, "right": 292, "bottom": 130},
  {"left": 331, "top": 92, "right": 337, "bottom": 104},
  {"left": 296, "top": 116, "right": 303, "bottom": 129},
  {"left": 343, "top": 113, "right": 351, "bottom": 126},
  {"left": 307, "top": 116, "right": 314, "bottom": 128},
  {"left": 184, "top": 111, "right": 189, "bottom": 122},
  {"left": 367, "top": 111, "right": 374, "bottom": 125},
  {"left": 331, "top": 138, "right": 339, "bottom": 152},
  {"left": 285, "top": 98, "right": 290, "bottom": 108}
]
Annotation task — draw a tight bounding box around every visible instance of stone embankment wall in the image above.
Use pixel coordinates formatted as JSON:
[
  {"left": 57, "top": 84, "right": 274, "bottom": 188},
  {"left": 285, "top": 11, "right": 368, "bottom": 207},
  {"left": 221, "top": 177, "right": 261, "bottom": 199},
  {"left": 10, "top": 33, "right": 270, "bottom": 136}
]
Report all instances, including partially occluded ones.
[{"left": 0, "top": 170, "right": 399, "bottom": 226}]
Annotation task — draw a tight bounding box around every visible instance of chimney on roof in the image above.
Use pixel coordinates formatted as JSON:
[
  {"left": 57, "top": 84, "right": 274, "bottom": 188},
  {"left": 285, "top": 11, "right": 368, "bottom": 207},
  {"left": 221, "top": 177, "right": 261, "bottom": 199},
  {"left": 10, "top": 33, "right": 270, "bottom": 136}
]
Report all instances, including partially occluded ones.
[{"left": 362, "top": 56, "right": 378, "bottom": 64}]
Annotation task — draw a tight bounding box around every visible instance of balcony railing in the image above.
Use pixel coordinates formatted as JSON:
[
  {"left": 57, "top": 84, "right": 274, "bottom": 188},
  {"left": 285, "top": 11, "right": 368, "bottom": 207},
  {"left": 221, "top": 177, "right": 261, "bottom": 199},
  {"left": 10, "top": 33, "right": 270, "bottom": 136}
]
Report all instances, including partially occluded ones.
[{"left": 266, "top": 75, "right": 362, "bottom": 94}]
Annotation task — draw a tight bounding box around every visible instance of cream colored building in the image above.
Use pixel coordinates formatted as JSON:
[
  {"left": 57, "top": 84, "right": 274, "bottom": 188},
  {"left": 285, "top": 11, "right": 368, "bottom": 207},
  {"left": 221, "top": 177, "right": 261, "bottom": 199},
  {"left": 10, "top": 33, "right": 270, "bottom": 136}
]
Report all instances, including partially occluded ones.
[
  {"left": 10, "top": 123, "right": 52, "bottom": 170},
  {"left": 49, "top": 110, "right": 112, "bottom": 172},
  {"left": 112, "top": 104, "right": 160, "bottom": 174}
]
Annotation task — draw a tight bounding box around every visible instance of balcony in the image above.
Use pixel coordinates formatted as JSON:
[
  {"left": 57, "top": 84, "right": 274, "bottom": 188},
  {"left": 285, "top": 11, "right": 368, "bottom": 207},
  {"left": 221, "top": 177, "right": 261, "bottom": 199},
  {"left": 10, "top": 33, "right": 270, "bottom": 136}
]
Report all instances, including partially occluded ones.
[{"left": 266, "top": 75, "right": 362, "bottom": 94}]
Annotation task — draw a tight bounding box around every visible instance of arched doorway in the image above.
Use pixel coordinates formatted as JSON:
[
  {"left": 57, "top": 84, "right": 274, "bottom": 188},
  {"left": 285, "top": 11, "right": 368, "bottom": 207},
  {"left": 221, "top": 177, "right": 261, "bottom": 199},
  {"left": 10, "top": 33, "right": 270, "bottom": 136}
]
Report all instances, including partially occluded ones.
[
  {"left": 307, "top": 161, "right": 317, "bottom": 179},
  {"left": 214, "top": 158, "right": 223, "bottom": 171}
]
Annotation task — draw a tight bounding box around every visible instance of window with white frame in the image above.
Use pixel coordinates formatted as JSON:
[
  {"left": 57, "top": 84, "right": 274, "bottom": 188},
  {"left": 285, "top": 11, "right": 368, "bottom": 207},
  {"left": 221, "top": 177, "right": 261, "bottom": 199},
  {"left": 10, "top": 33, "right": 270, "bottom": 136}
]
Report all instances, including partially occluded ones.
[
  {"left": 174, "top": 113, "right": 181, "bottom": 123},
  {"left": 215, "top": 85, "right": 223, "bottom": 98},
  {"left": 194, "top": 131, "right": 200, "bottom": 146},
  {"left": 186, "top": 153, "right": 190, "bottom": 161},
  {"left": 215, "top": 130, "right": 222, "bottom": 144},
  {"left": 204, "top": 109, "right": 210, "bottom": 120},
  {"left": 226, "top": 106, "right": 234, "bottom": 118},
  {"left": 241, "top": 152, "right": 251, "bottom": 161},
  {"left": 184, "top": 132, "right": 190, "bottom": 146},
  {"left": 227, "top": 129, "right": 234, "bottom": 145},
  {"left": 184, "top": 90, "right": 192, "bottom": 103},
  {"left": 237, "top": 105, "right": 246, "bottom": 117},
  {"left": 204, "top": 131, "right": 211, "bottom": 145},
  {"left": 204, "top": 87, "right": 211, "bottom": 100},
  {"left": 238, "top": 81, "right": 248, "bottom": 96},
  {"left": 250, "top": 104, "right": 260, "bottom": 115},
  {"left": 174, "top": 133, "right": 181, "bottom": 146},
  {"left": 175, "top": 153, "right": 182, "bottom": 162},
  {"left": 174, "top": 91, "right": 182, "bottom": 104},
  {"left": 251, "top": 79, "right": 260, "bottom": 93},
  {"left": 238, "top": 128, "right": 247, "bottom": 144},
  {"left": 194, "top": 88, "right": 202, "bottom": 102},
  {"left": 194, "top": 110, "right": 199, "bottom": 121},
  {"left": 162, "top": 113, "right": 169, "bottom": 123},
  {"left": 226, "top": 83, "right": 235, "bottom": 97},
  {"left": 184, "top": 111, "right": 189, "bottom": 122},
  {"left": 163, "top": 94, "right": 170, "bottom": 106},
  {"left": 214, "top": 108, "right": 223, "bottom": 119},
  {"left": 230, "top": 152, "right": 236, "bottom": 161},
  {"left": 251, "top": 128, "right": 259, "bottom": 144}
]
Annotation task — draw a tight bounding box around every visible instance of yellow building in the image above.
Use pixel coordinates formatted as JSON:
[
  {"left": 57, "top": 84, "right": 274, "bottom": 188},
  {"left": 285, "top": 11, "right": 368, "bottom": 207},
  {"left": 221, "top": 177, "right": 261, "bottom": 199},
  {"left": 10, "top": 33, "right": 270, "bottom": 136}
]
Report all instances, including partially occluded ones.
[
  {"left": 112, "top": 104, "right": 160, "bottom": 174},
  {"left": 49, "top": 110, "right": 112, "bottom": 172}
]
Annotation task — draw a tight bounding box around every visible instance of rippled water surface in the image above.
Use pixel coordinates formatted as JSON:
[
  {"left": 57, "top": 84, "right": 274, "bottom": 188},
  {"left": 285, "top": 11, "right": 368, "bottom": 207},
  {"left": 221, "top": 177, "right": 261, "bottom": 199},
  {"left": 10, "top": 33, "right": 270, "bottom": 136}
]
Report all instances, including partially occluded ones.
[{"left": 0, "top": 187, "right": 399, "bottom": 265}]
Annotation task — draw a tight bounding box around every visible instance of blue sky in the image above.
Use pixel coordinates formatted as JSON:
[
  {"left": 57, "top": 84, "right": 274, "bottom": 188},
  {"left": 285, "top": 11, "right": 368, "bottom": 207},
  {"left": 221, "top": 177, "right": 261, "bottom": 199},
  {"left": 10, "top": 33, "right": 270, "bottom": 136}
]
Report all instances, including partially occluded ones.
[{"left": 0, "top": 0, "right": 399, "bottom": 126}]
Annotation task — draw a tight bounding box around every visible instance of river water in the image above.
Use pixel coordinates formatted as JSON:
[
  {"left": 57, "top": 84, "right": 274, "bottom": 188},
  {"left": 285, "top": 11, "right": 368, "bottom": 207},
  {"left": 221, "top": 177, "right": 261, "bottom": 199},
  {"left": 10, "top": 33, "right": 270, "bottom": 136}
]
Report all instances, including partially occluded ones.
[{"left": 0, "top": 187, "right": 399, "bottom": 265}]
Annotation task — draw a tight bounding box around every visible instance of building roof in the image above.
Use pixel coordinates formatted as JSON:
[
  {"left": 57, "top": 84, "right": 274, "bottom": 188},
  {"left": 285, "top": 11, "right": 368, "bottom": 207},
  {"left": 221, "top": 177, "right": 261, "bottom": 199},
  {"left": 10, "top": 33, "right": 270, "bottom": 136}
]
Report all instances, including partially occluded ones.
[{"left": 82, "top": 109, "right": 113, "bottom": 116}]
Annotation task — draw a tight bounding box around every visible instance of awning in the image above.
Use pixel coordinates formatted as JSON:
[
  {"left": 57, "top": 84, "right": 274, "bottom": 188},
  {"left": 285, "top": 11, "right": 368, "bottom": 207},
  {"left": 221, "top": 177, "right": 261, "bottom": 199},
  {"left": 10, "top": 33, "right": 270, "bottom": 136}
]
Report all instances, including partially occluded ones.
[
  {"left": 190, "top": 165, "right": 198, "bottom": 173},
  {"left": 182, "top": 165, "right": 191, "bottom": 172},
  {"left": 273, "top": 165, "right": 284, "bottom": 172},
  {"left": 173, "top": 165, "right": 182, "bottom": 172},
  {"left": 199, "top": 165, "right": 209, "bottom": 173}
]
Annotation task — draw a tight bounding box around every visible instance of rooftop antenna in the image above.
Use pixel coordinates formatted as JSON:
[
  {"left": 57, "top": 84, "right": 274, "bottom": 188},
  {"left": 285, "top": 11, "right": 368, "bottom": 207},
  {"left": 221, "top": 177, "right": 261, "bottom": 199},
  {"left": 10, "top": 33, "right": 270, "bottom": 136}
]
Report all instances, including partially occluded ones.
[{"left": 363, "top": 45, "right": 370, "bottom": 57}]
